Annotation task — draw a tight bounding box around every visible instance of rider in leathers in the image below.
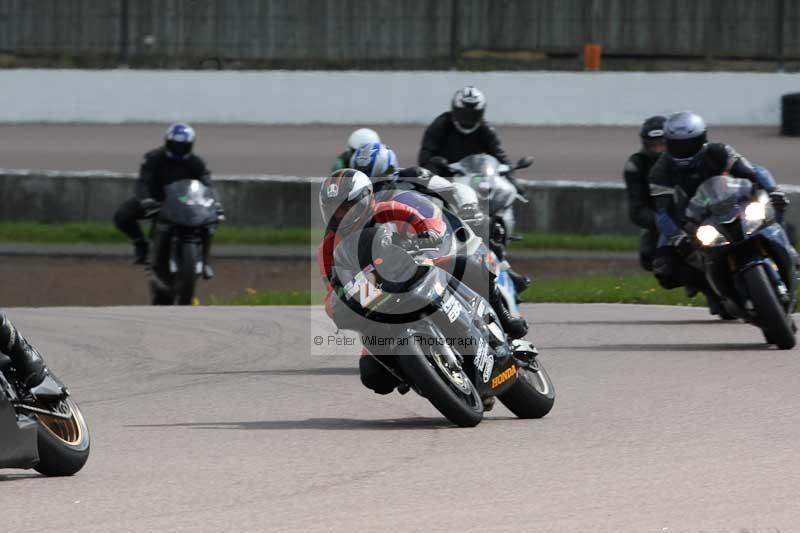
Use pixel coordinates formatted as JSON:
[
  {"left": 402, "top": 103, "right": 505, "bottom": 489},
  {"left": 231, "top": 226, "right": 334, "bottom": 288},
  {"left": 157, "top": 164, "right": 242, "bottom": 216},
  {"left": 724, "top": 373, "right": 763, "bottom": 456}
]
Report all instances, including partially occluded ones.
[
  {"left": 649, "top": 111, "right": 789, "bottom": 296},
  {"left": 623, "top": 115, "right": 666, "bottom": 271},
  {"left": 113, "top": 123, "right": 219, "bottom": 278},
  {"left": 418, "top": 86, "right": 526, "bottom": 195},
  {"left": 0, "top": 313, "right": 48, "bottom": 392}
]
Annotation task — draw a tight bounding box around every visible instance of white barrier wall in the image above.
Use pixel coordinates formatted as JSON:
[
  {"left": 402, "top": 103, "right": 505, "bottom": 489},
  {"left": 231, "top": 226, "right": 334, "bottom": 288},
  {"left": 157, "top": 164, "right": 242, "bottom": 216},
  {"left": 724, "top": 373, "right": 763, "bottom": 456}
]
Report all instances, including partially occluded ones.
[{"left": 1, "top": 69, "right": 797, "bottom": 125}]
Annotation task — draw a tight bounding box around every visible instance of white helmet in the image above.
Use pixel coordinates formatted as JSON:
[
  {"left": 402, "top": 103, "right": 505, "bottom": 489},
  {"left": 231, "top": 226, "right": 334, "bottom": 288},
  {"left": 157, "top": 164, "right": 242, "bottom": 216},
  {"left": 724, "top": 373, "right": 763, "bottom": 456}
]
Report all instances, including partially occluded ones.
[{"left": 347, "top": 128, "right": 381, "bottom": 151}]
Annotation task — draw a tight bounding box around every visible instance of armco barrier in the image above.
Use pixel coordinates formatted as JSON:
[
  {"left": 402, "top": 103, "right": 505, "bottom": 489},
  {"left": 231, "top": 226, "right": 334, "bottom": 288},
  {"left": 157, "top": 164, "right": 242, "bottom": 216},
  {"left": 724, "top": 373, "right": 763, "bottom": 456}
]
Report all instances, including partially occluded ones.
[{"left": 2, "top": 170, "right": 799, "bottom": 235}]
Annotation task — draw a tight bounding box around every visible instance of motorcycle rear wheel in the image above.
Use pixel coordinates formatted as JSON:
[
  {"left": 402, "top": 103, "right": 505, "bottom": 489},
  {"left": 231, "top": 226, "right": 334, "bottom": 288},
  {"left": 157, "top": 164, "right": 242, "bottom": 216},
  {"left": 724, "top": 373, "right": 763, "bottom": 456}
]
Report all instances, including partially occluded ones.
[
  {"left": 498, "top": 359, "right": 555, "bottom": 419},
  {"left": 34, "top": 397, "right": 90, "bottom": 477},
  {"left": 744, "top": 265, "right": 795, "bottom": 349}
]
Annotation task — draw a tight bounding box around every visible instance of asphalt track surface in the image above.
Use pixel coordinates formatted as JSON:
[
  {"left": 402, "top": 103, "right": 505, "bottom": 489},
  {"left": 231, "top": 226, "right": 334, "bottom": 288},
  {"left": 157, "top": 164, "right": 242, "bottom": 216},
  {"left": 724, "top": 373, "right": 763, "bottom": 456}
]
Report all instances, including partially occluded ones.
[
  {"left": 1, "top": 124, "right": 798, "bottom": 183},
  {"left": 2, "top": 304, "right": 799, "bottom": 532}
]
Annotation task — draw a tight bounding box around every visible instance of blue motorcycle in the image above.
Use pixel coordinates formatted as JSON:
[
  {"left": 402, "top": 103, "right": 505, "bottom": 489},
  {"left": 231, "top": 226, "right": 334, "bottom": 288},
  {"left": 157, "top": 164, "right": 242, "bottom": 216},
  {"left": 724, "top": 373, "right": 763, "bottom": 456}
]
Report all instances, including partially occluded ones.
[{"left": 685, "top": 175, "right": 797, "bottom": 349}]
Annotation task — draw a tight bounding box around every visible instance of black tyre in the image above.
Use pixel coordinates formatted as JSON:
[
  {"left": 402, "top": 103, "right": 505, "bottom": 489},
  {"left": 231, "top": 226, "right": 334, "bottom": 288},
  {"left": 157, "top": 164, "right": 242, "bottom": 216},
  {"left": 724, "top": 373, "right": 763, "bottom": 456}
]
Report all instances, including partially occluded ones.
[
  {"left": 398, "top": 347, "right": 483, "bottom": 427},
  {"left": 176, "top": 241, "right": 200, "bottom": 305},
  {"left": 743, "top": 265, "right": 795, "bottom": 349},
  {"left": 34, "top": 397, "right": 90, "bottom": 477},
  {"left": 498, "top": 359, "right": 555, "bottom": 419}
]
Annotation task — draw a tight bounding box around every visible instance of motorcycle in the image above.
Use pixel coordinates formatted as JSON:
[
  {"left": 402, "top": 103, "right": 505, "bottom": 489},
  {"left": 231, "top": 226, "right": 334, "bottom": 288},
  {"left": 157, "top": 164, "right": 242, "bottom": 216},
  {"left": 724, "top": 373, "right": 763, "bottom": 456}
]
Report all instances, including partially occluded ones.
[
  {"left": 329, "top": 219, "right": 555, "bottom": 427},
  {"left": 147, "top": 179, "right": 222, "bottom": 305},
  {"left": 0, "top": 358, "right": 90, "bottom": 476},
  {"left": 683, "top": 175, "right": 797, "bottom": 349},
  {"left": 448, "top": 154, "right": 532, "bottom": 261}
]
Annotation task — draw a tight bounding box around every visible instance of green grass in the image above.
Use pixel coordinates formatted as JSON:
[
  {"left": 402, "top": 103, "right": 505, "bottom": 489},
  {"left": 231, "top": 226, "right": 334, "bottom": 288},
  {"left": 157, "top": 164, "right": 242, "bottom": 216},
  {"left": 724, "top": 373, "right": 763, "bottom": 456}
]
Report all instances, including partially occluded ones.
[
  {"left": 0, "top": 222, "right": 636, "bottom": 250},
  {"left": 519, "top": 273, "right": 703, "bottom": 306},
  {"left": 215, "top": 274, "right": 704, "bottom": 307},
  {"left": 217, "top": 289, "right": 325, "bottom": 306},
  {"left": 516, "top": 232, "right": 638, "bottom": 251},
  {"left": 0, "top": 222, "right": 321, "bottom": 246}
]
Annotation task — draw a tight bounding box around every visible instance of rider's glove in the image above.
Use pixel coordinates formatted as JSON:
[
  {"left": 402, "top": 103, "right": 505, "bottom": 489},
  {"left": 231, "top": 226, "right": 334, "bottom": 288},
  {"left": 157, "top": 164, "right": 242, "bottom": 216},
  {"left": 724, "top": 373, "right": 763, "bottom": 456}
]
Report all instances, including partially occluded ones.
[
  {"left": 139, "top": 198, "right": 161, "bottom": 217},
  {"left": 417, "top": 230, "right": 443, "bottom": 249},
  {"left": 673, "top": 233, "right": 694, "bottom": 258},
  {"left": 770, "top": 190, "right": 789, "bottom": 211},
  {"left": 216, "top": 203, "right": 226, "bottom": 221},
  {"left": 427, "top": 156, "right": 450, "bottom": 177}
]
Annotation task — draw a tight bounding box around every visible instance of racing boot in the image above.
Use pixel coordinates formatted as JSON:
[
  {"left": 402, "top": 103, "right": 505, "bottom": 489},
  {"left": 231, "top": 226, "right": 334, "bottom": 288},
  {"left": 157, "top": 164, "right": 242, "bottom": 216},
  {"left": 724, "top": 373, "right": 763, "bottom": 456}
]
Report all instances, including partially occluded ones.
[
  {"left": 133, "top": 238, "right": 149, "bottom": 265},
  {"left": 507, "top": 268, "right": 531, "bottom": 295},
  {"left": 489, "top": 286, "right": 528, "bottom": 340},
  {"left": 0, "top": 314, "right": 46, "bottom": 389},
  {"left": 202, "top": 234, "right": 214, "bottom": 280}
]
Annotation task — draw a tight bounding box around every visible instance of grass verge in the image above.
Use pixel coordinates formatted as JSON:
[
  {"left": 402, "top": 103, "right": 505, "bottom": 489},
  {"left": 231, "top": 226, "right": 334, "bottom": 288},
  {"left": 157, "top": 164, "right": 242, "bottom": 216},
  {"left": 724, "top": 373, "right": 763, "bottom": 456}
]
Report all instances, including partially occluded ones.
[
  {"left": 215, "top": 274, "right": 704, "bottom": 307},
  {"left": 0, "top": 222, "right": 637, "bottom": 250}
]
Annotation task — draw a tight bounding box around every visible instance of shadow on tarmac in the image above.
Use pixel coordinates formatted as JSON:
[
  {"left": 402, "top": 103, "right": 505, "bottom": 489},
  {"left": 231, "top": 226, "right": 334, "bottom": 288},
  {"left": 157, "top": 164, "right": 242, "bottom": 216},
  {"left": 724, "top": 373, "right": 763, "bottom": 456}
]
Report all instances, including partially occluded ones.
[
  {"left": 545, "top": 342, "right": 768, "bottom": 352},
  {"left": 128, "top": 416, "right": 468, "bottom": 431}
]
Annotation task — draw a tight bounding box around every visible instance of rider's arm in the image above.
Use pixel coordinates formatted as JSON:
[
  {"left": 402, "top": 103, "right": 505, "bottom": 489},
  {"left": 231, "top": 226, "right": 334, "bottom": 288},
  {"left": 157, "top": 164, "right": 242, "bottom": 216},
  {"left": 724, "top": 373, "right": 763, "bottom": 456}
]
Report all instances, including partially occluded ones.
[
  {"left": 418, "top": 114, "right": 448, "bottom": 169},
  {"left": 135, "top": 153, "right": 159, "bottom": 200},
  {"left": 649, "top": 158, "right": 684, "bottom": 249},
  {"left": 373, "top": 200, "right": 447, "bottom": 236},
  {"left": 480, "top": 122, "right": 509, "bottom": 165},
  {"left": 623, "top": 155, "right": 656, "bottom": 230},
  {"left": 317, "top": 233, "right": 336, "bottom": 318},
  {"left": 192, "top": 156, "right": 213, "bottom": 186}
]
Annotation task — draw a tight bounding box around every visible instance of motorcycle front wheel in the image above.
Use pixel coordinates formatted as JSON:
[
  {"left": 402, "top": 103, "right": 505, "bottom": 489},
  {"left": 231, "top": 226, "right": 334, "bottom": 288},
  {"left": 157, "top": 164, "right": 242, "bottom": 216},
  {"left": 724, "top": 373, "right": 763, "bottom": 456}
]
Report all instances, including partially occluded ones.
[
  {"left": 398, "top": 346, "right": 484, "bottom": 428},
  {"left": 743, "top": 265, "right": 796, "bottom": 349},
  {"left": 176, "top": 241, "right": 200, "bottom": 305}
]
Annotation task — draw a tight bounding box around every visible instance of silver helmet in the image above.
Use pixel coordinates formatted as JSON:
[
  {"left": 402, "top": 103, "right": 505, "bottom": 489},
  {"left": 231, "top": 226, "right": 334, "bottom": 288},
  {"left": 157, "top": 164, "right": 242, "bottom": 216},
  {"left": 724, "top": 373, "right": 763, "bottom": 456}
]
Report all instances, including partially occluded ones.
[{"left": 664, "top": 111, "right": 708, "bottom": 169}]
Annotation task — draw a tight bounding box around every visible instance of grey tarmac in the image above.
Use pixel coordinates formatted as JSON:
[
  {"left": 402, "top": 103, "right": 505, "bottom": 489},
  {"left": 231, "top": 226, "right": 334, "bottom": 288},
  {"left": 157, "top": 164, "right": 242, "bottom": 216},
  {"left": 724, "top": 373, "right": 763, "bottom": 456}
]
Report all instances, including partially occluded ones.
[
  {"left": 0, "top": 124, "right": 797, "bottom": 183},
  {"left": 1, "top": 304, "right": 798, "bottom": 532}
]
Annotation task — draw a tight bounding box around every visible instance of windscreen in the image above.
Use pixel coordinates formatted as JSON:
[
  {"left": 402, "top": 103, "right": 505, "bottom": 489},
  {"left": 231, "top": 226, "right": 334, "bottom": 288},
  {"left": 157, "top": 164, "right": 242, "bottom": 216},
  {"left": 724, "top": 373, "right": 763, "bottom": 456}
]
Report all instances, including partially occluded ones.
[{"left": 686, "top": 175, "right": 753, "bottom": 222}]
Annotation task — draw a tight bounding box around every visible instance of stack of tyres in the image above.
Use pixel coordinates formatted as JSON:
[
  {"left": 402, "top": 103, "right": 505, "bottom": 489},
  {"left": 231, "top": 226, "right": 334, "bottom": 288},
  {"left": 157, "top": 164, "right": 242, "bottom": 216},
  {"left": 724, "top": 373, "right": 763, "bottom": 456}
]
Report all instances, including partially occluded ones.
[{"left": 781, "top": 93, "right": 800, "bottom": 136}]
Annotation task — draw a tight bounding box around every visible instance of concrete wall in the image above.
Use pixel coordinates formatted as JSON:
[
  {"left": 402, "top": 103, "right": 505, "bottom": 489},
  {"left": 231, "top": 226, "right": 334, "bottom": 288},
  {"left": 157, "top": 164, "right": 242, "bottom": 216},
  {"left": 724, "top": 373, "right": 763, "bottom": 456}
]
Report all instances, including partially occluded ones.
[
  {"left": 3, "top": 170, "right": 800, "bottom": 235},
  {"left": 2, "top": 69, "right": 798, "bottom": 125},
  {"left": 0, "top": 0, "right": 796, "bottom": 62}
]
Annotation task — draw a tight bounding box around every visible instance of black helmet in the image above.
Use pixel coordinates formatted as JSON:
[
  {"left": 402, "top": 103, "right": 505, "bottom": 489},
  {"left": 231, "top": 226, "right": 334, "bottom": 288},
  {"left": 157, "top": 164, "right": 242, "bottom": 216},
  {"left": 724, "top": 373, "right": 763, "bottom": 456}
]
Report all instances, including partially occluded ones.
[
  {"left": 164, "top": 123, "right": 196, "bottom": 159},
  {"left": 319, "top": 169, "right": 374, "bottom": 232},
  {"left": 640, "top": 115, "right": 666, "bottom": 139},
  {"left": 664, "top": 111, "right": 708, "bottom": 168},
  {"left": 451, "top": 86, "right": 486, "bottom": 134}
]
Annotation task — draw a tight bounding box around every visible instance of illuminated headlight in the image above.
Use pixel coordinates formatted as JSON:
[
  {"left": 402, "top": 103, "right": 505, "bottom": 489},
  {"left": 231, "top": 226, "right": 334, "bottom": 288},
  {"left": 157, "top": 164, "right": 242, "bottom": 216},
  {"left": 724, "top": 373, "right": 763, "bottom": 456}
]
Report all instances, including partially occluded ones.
[
  {"left": 696, "top": 225, "right": 722, "bottom": 246},
  {"left": 744, "top": 201, "right": 766, "bottom": 222}
]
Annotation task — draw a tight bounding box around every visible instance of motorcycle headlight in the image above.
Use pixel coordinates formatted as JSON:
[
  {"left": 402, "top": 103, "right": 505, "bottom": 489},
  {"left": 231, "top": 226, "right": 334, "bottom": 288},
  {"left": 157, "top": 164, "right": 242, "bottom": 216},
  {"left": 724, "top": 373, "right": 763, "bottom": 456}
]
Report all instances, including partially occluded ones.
[
  {"left": 696, "top": 225, "right": 725, "bottom": 246},
  {"left": 744, "top": 201, "right": 766, "bottom": 222}
]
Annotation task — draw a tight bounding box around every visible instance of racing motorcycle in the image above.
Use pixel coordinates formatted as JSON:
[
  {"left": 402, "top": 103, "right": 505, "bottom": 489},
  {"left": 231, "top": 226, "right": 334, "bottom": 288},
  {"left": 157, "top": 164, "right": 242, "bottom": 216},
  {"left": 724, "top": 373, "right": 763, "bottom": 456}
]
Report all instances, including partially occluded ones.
[
  {"left": 684, "top": 175, "right": 797, "bottom": 349},
  {"left": 329, "top": 216, "right": 555, "bottom": 427},
  {"left": 448, "top": 154, "right": 532, "bottom": 260},
  {"left": 0, "top": 359, "right": 90, "bottom": 476},
  {"left": 147, "top": 179, "right": 222, "bottom": 305}
]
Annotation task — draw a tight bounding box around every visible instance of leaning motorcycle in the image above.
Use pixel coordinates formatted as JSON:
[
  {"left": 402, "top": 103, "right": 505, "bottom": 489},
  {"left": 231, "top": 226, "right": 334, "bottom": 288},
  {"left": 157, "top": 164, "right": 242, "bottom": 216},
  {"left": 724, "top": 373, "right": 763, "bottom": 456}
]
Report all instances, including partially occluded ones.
[
  {"left": 148, "top": 179, "right": 222, "bottom": 305},
  {"left": 329, "top": 220, "right": 555, "bottom": 427},
  {"left": 448, "top": 154, "right": 532, "bottom": 260},
  {"left": 0, "top": 358, "right": 90, "bottom": 476},
  {"left": 684, "top": 175, "right": 797, "bottom": 349}
]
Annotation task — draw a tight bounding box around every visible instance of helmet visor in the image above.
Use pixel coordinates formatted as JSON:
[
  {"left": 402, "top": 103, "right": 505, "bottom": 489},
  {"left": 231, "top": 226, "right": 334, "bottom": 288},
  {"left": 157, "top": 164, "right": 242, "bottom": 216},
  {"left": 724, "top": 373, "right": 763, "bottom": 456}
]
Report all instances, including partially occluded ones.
[
  {"left": 452, "top": 107, "right": 483, "bottom": 132},
  {"left": 666, "top": 136, "right": 705, "bottom": 160},
  {"left": 166, "top": 140, "right": 193, "bottom": 158},
  {"left": 322, "top": 194, "right": 373, "bottom": 231}
]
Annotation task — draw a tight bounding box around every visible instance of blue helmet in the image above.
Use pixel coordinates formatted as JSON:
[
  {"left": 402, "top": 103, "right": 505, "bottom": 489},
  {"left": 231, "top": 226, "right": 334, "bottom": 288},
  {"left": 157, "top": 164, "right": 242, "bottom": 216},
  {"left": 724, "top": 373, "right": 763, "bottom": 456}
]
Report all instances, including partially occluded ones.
[
  {"left": 164, "top": 123, "right": 196, "bottom": 159},
  {"left": 664, "top": 111, "right": 707, "bottom": 169},
  {"left": 350, "top": 143, "right": 398, "bottom": 178}
]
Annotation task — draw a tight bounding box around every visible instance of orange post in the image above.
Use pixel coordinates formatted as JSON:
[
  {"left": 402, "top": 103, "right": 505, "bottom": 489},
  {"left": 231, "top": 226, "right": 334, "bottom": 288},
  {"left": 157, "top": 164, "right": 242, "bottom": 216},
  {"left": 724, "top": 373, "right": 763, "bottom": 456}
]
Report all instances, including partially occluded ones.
[{"left": 583, "top": 43, "right": 603, "bottom": 71}]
